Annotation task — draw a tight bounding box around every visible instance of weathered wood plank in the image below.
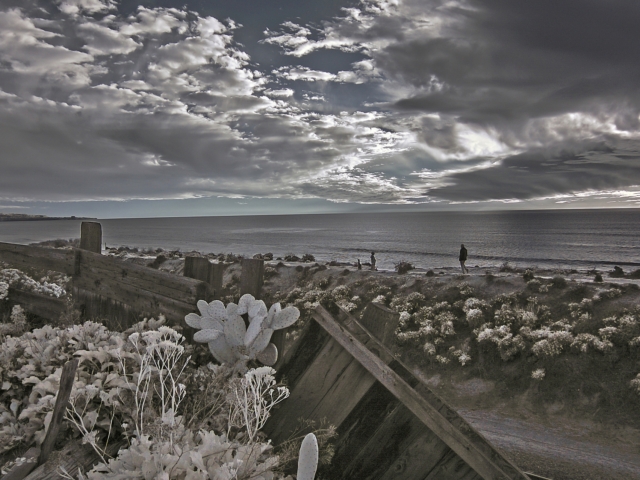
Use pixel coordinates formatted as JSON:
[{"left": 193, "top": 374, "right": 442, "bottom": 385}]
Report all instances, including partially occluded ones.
[
  {"left": 378, "top": 426, "right": 452, "bottom": 480},
  {"left": 271, "top": 319, "right": 329, "bottom": 383},
  {"left": 76, "top": 249, "right": 212, "bottom": 304},
  {"left": 184, "top": 256, "right": 210, "bottom": 282},
  {"left": 424, "top": 449, "right": 479, "bottom": 480},
  {"left": 265, "top": 335, "right": 357, "bottom": 442},
  {"left": 72, "top": 277, "right": 195, "bottom": 326},
  {"left": 330, "top": 388, "right": 451, "bottom": 480},
  {"left": 266, "top": 306, "right": 400, "bottom": 445},
  {"left": 0, "top": 242, "right": 75, "bottom": 275},
  {"left": 73, "top": 287, "right": 141, "bottom": 330},
  {"left": 209, "top": 263, "right": 225, "bottom": 297},
  {"left": 334, "top": 305, "right": 530, "bottom": 480},
  {"left": 2, "top": 447, "right": 40, "bottom": 480},
  {"left": 80, "top": 222, "right": 102, "bottom": 254},
  {"left": 312, "top": 305, "right": 529, "bottom": 480},
  {"left": 39, "top": 359, "right": 78, "bottom": 464},
  {"left": 240, "top": 258, "right": 263, "bottom": 298},
  {"left": 7, "top": 288, "right": 66, "bottom": 322}
]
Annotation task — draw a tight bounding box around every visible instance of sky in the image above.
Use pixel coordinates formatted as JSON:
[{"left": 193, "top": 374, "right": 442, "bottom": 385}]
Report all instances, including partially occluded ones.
[{"left": 1, "top": 0, "right": 640, "bottom": 218}]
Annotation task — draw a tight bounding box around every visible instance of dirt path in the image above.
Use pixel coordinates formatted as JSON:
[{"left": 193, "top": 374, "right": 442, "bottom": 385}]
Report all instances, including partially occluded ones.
[{"left": 457, "top": 409, "right": 640, "bottom": 480}]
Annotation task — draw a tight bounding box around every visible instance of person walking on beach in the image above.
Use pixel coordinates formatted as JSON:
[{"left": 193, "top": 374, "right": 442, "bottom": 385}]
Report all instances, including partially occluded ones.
[
  {"left": 459, "top": 244, "right": 468, "bottom": 274},
  {"left": 370, "top": 252, "right": 377, "bottom": 271},
  {"left": 357, "top": 259, "right": 362, "bottom": 270}
]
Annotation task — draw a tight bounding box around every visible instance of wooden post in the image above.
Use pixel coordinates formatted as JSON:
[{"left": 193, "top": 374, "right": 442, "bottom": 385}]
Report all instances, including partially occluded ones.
[
  {"left": 360, "top": 302, "right": 400, "bottom": 348},
  {"left": 240, "top": 258, "right": 264, "bottom": 298},
  {"left": 184, "top": 256, "right": 224, "bottom": 300},
  {"left": 184, "top": 256, "right": 210, "bottom": 282},
  {"left": 80, "top": 222, "right": 102, "bottom": 254},
  {"left": 39, "top": 358, "right": 79, "bottom": 464},
  {"left": 209, "top": 263, "right": 224, "bottom": 298}
]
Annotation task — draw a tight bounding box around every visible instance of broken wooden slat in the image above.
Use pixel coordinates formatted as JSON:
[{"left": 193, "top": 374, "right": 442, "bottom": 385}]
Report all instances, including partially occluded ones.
[
  {"left": 0, "top": 243, "right": 76, "bottom": 275},
  {"left": 312, "top": 304, "right": 529, "bottom": 480},
  {"left": 7, "top": 288, "right": 66, "bottom": 322},
  {"left": 39, "top": 359, "right": 79, "bottom": 464},
  {"left": 359, "top": 301, "right": 399, "bottom": 347}
]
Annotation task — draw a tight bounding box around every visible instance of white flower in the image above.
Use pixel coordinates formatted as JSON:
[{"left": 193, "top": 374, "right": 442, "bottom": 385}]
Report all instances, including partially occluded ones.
[
  {"left": 531, "top": 368, "right": 545, "bottom": 380},
  {"left": 458, "top": 353, "right": 471, "bottom": 366}
]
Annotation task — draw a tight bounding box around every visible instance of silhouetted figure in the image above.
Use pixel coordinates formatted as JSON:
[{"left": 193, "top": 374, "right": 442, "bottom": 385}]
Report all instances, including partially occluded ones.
[
  {"left": 370, "top": 252, "right": 377, "bottom": 271},
  {"left": 459, "top": 244, "right": 468, "bottom": 274},
  {"left": 357, "top": 259, "right": 362, "bottom": 270}
]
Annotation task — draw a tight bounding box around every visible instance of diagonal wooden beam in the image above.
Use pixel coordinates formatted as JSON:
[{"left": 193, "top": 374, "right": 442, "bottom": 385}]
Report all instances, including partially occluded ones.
[{"left": 312, "top": 305, "right": 530, "bottom": 480}]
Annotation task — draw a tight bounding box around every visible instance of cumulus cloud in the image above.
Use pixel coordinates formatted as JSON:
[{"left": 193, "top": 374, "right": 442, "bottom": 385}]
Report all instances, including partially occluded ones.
[
  {"left": 0, "top": 0, "right": 414, "bottom": 205},
  {"left": 264, "top": 0, "right": 640, "bottom": 205},
  {"left": 4, "top": 0, "right": 640, "bottom": 209}
]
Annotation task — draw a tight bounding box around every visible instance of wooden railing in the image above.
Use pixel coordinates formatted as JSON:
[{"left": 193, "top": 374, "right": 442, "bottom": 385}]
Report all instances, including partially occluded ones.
[{"left": 0, "top": 222, "right": 264, "bottom": 327}]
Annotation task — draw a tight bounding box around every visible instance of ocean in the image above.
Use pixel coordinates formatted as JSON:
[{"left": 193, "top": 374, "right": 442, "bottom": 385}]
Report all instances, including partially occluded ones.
[{"left": 1, "top": 209, "right": 639, "bottom": 272}]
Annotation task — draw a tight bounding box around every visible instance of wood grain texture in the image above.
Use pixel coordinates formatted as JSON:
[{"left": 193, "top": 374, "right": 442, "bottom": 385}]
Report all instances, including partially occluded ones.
[
  {"left": 359, "top": 302, "right": 400, "bottom": 348},
  {"left": 312, "top": 304, "right": 530, "bottom": 480},
  {"left": 76, "top": 249, "right": 211, "bottom": 304},
  {"left": 239, "top": 258, "right": 263, "bottom": 298},
  {"left": 332, "top": 305, "right": 530, "bottom": 480},
  {"left": 39, "top": 359, "right": 78, "bottom": 464},
  {"left": 80, "top": 222, "right": 102, "bottom": 254},
  {"left": 0, "top": 242, "right": 76, "bottom": 275},
  {"left": 7, "top": 288, "right": 66, "bottom": 322},
  {"left": 184, "top": 256, "right": 211, "bottom": 283}
]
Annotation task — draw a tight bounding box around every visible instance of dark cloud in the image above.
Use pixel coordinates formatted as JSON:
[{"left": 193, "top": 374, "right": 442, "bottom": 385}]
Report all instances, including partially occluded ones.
[{"left": 428, "top": 140, "right": 640, "bottom": 202}]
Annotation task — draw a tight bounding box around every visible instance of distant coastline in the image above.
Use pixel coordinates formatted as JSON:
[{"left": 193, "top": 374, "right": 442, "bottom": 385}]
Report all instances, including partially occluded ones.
[{"left": 0, "top": 213, "right": 97, "bottom": 222}]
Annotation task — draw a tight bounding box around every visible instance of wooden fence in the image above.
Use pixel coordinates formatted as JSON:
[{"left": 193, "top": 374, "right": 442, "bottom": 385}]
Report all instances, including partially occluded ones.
[
  {"left": 0, "top": 222, "right": 265, "bottom": 328},
  {"left": 0, "top": 222, "right": 535, "bottom": 479}
]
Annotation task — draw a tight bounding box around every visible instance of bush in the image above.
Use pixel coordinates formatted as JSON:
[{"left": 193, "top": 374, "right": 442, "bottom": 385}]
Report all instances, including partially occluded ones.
[
  {"left": 301, "top": 253, "right": 315, "bottom": 262},
  {"left": 395, "top": 261, "right": 415, "bottom": 275},
  {"left": 551, "top": 275, "right": 567, "bottom": 289},
  {"left": 609, "top": 266, "right": 625, "bottom": 278},
  {"left": 523, "top": 269, "right": 535, "bottom": 281},
  {"left": 594, "top": 273, "right": 603, "bottom": 283},
  {"left": 426, "top": 270, "right": 435, "bottom": 277}
]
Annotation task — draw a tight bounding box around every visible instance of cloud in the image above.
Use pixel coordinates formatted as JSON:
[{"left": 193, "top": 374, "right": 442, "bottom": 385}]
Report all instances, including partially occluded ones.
[
  {"left": 0, "top": 1, "right": 415, "bottom": 205},
  {"left": 4, "top": 0, "right": 640, "bottom": 210},
  {"left": 263, "top": 0, "right": 640, "bottom": 205}
]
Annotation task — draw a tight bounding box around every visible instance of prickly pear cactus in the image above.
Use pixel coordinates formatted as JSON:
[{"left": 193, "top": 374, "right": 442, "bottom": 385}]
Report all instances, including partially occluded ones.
[
  {"left": 297, "top": 433, "right": 319, "bottom": 480},
  {"left": 185, "top": 293, "right": 300, "bottom": 369}
]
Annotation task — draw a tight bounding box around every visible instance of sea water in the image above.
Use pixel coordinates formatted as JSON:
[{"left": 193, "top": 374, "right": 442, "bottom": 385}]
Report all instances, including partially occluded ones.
[{"left": 0, "top": 209, "right": 639, "bottom": 271}]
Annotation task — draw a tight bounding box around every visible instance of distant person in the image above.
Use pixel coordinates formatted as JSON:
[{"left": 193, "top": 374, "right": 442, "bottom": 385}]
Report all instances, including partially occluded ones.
[
  {"left": 459, "top": 244, "right": 468, "bottom": 274},
  {"left": 357, "top": 259, "right": 362, "bottom": 270},
  {"left": 370, "top": 252, "right": 377, "bottom": 271}
]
